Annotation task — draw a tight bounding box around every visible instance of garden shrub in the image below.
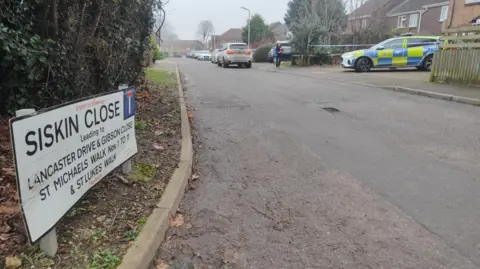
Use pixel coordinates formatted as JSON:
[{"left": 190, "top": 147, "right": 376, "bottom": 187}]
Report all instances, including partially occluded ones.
[
  {"left": 253, "top": 44, "right": 274, "bottom": 62},
  {"left": 0, "top": 0, "right": 162, "bottom": 115}
]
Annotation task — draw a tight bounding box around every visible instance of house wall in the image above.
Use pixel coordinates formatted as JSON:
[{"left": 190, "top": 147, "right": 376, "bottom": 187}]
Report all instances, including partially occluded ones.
[
  {"left": 387, "top": 13, "right": 420, "bottom": 34},
  {"left": 446, "top": 0, "right": 480, "bottom": 28},
  {"left": 347, "top": 18, "right": 370, "bottom": 34},
  {"left": 420, "top": 6, "right": 444, "bottom": 34},
  {"left": 386, "top": 6, "right": 447, "bottom": 36}
]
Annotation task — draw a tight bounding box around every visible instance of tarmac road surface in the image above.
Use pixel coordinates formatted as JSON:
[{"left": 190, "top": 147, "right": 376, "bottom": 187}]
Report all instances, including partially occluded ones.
[{"left": 153, "top": 58, "right": 480, "bottom": 269}]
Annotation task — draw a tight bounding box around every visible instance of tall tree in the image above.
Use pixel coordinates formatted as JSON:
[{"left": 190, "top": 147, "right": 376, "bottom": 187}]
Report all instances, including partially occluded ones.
[
  {"left": 284, "top": 0, "right": 303, "bottom": 27},
  {"left": 287, "top": 0, "right": 347, "bottom": 55},
  {"left": 197, "top": 20, "right": 214, "bottom": 44},
  {"left": 242, "top": 14, "right": 274, "bottom": 47}
]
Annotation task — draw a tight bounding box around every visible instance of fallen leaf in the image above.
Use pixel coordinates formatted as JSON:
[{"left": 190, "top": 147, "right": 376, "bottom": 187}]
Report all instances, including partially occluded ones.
[
  {"left": 156, "top": 261, "right": 169, "bottom": 269},
  {"left": 0, "top": 233, "right": 10, "bottom": 241},
  {"left": 169, "top": 214, "right": 184, "bottom": 227},
  {"left": 1, "top": 167, "right": 15, "bottom": 176},
  {"left": 5, "top": 256, "right": 22, "bottom": 268},
  {"left": 153, "top": 183, "right": 165, "bottom": 191},
  {"left": 0, "top": 206, "right": 19, "bottom": 215},
  {"left": 96, "top": 215, "right": 106, "bottom": 223},
  {"left": 153, "top": 144, "right": 164, "bottom": 151}
]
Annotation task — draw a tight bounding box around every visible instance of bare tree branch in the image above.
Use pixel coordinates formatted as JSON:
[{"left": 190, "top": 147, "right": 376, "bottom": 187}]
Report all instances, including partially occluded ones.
[{"left": 197, "top": 20, "right": 214, "bottom": 44}]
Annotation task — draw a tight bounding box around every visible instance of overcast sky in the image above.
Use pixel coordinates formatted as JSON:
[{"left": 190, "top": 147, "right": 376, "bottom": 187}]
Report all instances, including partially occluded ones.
[{"left": 164, "top": 0, "right": 292, "bottom": 40}]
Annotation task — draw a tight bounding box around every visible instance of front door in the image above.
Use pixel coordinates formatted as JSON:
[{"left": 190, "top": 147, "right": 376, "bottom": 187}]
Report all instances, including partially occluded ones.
[{"left": 377, "top": 38, "right": 406, "bottom": 67}]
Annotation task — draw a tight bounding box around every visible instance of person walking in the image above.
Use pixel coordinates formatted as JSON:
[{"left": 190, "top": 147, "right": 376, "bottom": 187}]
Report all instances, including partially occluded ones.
[{"left": 274, "top": 43, "right": 281, "bottom": 67}]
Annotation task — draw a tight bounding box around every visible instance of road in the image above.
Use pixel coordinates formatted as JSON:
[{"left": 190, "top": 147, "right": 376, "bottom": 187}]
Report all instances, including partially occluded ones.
[{"left": 154, "top": 58, "right": 480, "bottom": 269}]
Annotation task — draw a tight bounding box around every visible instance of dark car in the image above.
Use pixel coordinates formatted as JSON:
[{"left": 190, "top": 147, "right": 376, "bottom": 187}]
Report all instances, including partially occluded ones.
[{"left": 267, "top": 47, "right": 275, "bottom": 63}]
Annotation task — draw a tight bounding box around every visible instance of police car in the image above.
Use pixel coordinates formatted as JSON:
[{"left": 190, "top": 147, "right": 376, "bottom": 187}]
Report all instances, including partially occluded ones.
[{"left": 341, "top": 35, "right": 442, "bottom": 72}]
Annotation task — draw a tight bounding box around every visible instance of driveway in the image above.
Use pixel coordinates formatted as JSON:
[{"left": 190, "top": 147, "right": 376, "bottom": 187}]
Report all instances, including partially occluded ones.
[{"left": 153, "top": 58, "right": 480, "bottom": 269}]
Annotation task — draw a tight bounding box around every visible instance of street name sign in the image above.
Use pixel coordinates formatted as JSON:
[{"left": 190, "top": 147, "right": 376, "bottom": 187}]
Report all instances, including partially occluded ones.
[{"left": 10, "top": 88, "right": 138, "bottom": 242}]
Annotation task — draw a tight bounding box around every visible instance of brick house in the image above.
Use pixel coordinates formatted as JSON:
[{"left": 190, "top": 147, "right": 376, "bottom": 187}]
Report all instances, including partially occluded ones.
[
  {"left": 269, "top": 22, "right": 289, "bottom": 41},
  {"left": 159, "top": 40, "right": 204, "bottom": 55},
  {"left": 444, "top": 0, "right": 480, "bottom": 28},
  {"left": 347, "top": 0, "right": 404, "bottom": 33},
  {"left": 209, "top": 28, "right": 243, "bottom": 50},
  {"left": 386, "top": 0, "right": 450, "bottom": 35}
]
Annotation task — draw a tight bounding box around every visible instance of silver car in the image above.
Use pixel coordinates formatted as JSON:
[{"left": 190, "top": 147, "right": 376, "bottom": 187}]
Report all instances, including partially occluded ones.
[
  {"left": 196, "top": 50, "right": 211, "bottom": 61},
  {"left": 217, "top": 43, "right": 252, "bottom": 68},
  {"left": 211, "top": 49, "right": 219, "bottom": 64}
]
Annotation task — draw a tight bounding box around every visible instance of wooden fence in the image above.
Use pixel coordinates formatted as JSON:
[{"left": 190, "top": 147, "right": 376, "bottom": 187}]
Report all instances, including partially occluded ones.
[{"left": 430, "top": 26, "right": 480, "bottom": 85}]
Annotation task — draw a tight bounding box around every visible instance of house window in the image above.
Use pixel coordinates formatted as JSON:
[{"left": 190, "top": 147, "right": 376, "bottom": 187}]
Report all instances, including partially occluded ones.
[
  {"left": 397, "top": 16, "right": 406, "bottom": 28},
  {"left": 361, "top": 18, "right": 367, "bottom": 29},
  {"left": 440, "top": 6, "right": 448, "bottom": 22},
  {"left": 409, "top": 13, "right": 419, "bottom": 27},
  {"left": 465, "top": 0, "right": 480, "bottom": 3}
]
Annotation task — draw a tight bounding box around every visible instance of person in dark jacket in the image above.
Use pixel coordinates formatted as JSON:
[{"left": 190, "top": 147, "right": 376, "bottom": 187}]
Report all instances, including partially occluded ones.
[{"left": 274, "top": 43, "right": 281, "bottom": 67}]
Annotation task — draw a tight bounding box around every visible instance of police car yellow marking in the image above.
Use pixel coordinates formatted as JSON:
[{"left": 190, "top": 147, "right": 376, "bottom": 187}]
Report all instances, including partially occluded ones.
[
  {"left": 407, "top": 47, "right": 424, "bottom": 57},
  {"left": 378, "top": 50, "right": 392, "bottom": 58},
  {"left": 392, "top": 57, "right": 407, "bottom": 66}
]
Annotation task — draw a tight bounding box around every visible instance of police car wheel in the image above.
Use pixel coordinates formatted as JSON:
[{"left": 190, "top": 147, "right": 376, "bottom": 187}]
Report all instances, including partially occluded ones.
[
  {"left": 354, "top": 57, "right": 371, "bottom": 72},
  {"left": 423, "top": 55, "right": 433, "bottom": 71}
]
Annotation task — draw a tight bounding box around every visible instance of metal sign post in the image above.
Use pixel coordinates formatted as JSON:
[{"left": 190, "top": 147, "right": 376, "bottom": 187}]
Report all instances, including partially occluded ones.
[{"left": 119, "top": 84, "right": 132, "bottom": 174}]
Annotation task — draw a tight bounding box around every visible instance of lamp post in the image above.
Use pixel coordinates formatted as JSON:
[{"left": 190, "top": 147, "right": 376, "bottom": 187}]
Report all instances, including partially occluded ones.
[{"left": 241, "top": 6, "right": 251, "bottom": 49}]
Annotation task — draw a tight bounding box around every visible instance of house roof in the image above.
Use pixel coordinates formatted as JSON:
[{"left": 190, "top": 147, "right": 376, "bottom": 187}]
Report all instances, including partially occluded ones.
[
  {"left": 218, "top": 28, "right": 243, "bottom": 41},
  {"left": 389, "top": 0, "right": 448, "bottom": 14},
  {"left": 349, "top": 0, "right": 392, "bottom": 18},
  {"left": 269, "top": 22, "right": 283, "bottom": 30}
]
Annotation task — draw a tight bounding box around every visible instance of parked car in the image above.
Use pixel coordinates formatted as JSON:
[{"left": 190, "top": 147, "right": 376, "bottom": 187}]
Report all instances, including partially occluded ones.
[
  {"left": 196, "top": 50, "right": 211, "bottom": 61},
  {"left": 267, "top": 47, "right": 275, "bottom": 63},
  {"left": 216, "top": 43, "right": 252, "bottom": 68},
  {"left": 211, "top": 49, "right": 219, "bottom": 64},
  {"left": 341, "top": 35, "right": 442, "bottom": 72},
  {"left": 187, "top": 51, "right": 196, "bottom": 58}
]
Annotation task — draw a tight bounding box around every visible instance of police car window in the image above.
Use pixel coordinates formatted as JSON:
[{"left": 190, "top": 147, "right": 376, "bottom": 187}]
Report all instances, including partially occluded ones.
[
  {"left": 407, "top": 38, "right": 438, "bottom": 47},
  {"left": 383, "top": 39, "right": 404, "bottom": 49},
  {"left": 423, "top": 39, "right": 439, "bottom": 45},
  {"left": 407, "top": 38, "right": 422, "bottom": 48}
]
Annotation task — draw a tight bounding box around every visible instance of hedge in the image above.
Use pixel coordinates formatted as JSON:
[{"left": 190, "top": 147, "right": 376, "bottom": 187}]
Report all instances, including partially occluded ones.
[
  {"left": 253, "top": 44, "right": 274, "bottom": 62},
  {"left": 0, "top": 0, "right": 161, "bottom": 115}
]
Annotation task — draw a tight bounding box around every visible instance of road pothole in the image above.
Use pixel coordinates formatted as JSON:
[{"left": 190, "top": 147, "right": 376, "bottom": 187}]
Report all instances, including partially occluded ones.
[{"left": 322, "top": 107, "right": 340, "bottom": 113}]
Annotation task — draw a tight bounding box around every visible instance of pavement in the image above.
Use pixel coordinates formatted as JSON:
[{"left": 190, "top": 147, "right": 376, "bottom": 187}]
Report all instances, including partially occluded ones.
[
  {"left": 152, "top": 58, "right": 480, "bottom": 269},
  {"left": 254, "top": 63, "right": 480, "bottom": 101}
]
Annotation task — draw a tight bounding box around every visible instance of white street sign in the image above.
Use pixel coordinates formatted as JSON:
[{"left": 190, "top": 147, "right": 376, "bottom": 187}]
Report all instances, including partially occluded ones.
[{"left": 10, "top": 88, "right": 138, "bottom": 243}]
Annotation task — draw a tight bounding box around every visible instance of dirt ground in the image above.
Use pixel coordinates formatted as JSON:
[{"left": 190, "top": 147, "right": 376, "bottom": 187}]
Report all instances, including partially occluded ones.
[{"left": 0, "top": 70, "right": 181, "bottom": 269}]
